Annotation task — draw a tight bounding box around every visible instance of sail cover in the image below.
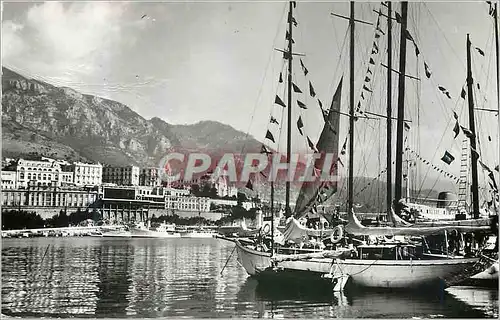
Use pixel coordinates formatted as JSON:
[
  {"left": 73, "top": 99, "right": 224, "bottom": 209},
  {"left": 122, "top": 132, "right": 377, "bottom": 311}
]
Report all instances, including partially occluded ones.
[
  {"left": 282, "top": 217, "right": 335, "bottom": 243},
  {"left": 345, "top": 209, "right": 492, "bottom": 237},
  {"left": 294, "top": 79, "right": 343, "bottom": 218}
]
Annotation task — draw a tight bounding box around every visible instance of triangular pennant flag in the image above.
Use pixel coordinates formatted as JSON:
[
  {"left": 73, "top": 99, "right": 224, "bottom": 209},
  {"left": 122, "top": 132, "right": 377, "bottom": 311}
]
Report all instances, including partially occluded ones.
[
  {"left": 475, "top": 47, "right": 485, "bottom": 56},
  {"left": 375, "top": 32, "right": 381, "bottom": 39},
  {"left": 292, "top": 1, "right": 297, "bottom": 8},
  {"left": 445, "top": 91, "right": 452, "bottom": 99},
  {"left": 279, "top": 72, "right": 283, "bottom": 83},
  {"left": 404, "top": 30, "right": 415, "bottom": 42},
  {"left": 424, "top": 62, "right": 432, "bottom": 78},
  {"left": 275, "top": 95, "right": 286, "bottom": 107},
  {"left": 300, "top": 59, "right": 309, "bottom": 76},
  {"left": 441, "top": 151, "right": 455, "bottom": 165},
  {"left": 495, "top": 165, "right": 499, "bottom": 172},
  {"left": 265, "top": 130, "right": 276, "bottom": 143},
  {"left": 460, "top": 125, "right": 475, "bottom": 139},
  {"left": 414, "top": 44, "right": 420, "bottom": 56},
  {"left": 488, "top": 135, "right": 492, "bottom": 141},
  {"left": 306, "top": 136, "right": 317, "bottom": 152},
  {"left": 245, "top": 179, "right": 253, "bottom": 191},
  {"left": 356, "top": 101, "right": 361, "bottom": 112},
  {"left": 292, "top": 82, "right": 302, "bottom": 93},
  {"left": 369, "top": 57, "right": 375, "bottom": 65},
  {"left": 341, "top": 138, "right": 347, "bottom": 155},
  {"left": 297, "top": 100, "right": 307, "bottom": 109},
  {"left": 365, "top": 76, "right": 371, "bottom": 83},
  {"left": 367, "top": 68, "right": 373, "bottom": 75},
  {"left": 438, "top": 85, "right": 447, "bottom": 92},
  {"left": 270, "top": 116, "right": 279, "bottom": 125},
  {"left": 477, "top": 83, "right": 480, "bottom": 90},
  {"left": 453, "top": 121, "right": 460, "bottom": 139},
  {"left": 317, "top": 99, "right": 323, "bottom": 109},
  {"left": 395, "top": 12, "right": 402, "bottom": 23},
  {"left": 461, "top": 87, "right": 466, "bottom": 99},
  {"left": 404, "top": 122, "right": 410, "bottom": 131},
  {"left": 453, "top": 111, "right": 459, "bottom": 120},
  {"left": 297, "top": 116, "right": 304, "bottom": 136},
  {"left": 363, "top": 85, "right": 373, "bottom": 93},
  {"left": 309, "top": 81, "right": 316, "bottom": 97}
]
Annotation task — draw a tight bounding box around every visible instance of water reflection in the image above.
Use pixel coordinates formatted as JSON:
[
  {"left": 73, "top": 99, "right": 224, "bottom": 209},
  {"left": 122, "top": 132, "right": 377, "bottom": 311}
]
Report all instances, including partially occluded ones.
[{"left": 2, "top": 237, "right": 498, "bottom": 318}]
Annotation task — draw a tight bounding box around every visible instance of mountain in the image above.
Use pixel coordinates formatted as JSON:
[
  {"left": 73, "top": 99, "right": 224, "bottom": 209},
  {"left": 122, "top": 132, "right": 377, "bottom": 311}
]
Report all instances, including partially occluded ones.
[{"left": 1, "top": 67, "right": 261, "bottom": 166}]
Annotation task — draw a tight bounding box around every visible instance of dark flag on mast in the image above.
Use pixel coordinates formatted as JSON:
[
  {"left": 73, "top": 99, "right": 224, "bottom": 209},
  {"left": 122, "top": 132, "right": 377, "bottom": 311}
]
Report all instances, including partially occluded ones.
[
  {"left": 297, "top": 100, "right": 307, "bottom": 109},
  {"left": 453, "top": 121, "right": 460, "bottom": 139},
  {"left": 297, "top": 116, "right": 304, "bottom": 136},
  {"left": 270, "top": 116, "right": 279, "bottom": 125},
  {"left": 424, "top": 62, "right": 432, "bottom": 78},
  {"left": 292, "top": 82, "right": 302, "bottom": 93},
  {"left": 265, "top": 130, "right": 276, "bottom": 143},
  {"left": 275, "top": 95, "right": 286, "bottom": 108},
  {"left": 441, "top": 151, "right": 455, "bottom": 165},
  {"left": 461, "top": 87, "right": 466, "bottom": 99},
  {"left": 309, "top": 81, "right": 316, "bottom": 97}
]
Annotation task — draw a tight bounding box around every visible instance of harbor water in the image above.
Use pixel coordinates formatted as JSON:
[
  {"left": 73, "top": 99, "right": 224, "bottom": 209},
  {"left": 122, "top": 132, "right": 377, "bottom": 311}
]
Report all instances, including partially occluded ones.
[{"left": 1, "top": 237, "right": 498, "bottom": 318}]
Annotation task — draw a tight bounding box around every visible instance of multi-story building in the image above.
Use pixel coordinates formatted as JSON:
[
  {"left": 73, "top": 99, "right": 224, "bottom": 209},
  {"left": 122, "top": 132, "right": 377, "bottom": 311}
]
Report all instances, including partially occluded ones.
[
  {"left": 15, "top": 158, "right": 63, "bottom": 188},
  {"left": 71, "top": 162, "right": 102, "bottom": 186},
  {"left": 1, "top": 171, "right": 17, "bottom": 189},
  {"left": 165, "top": 195, "right": 210, "bottom": 212},
  {"left": 102, "top": 165, "right": 139, "bottom": 186},
  {"left": 1, "top": 185, "right": 100, "bottom": 208},
  {"left": 139, "top": 167, "right": 161, "bottom": 186}
]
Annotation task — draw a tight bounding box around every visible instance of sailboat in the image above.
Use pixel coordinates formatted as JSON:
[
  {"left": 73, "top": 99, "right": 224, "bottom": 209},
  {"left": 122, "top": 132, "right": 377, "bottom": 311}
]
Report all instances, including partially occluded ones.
[{"left": 233, "top": 1, "right": 494, "bottom": 290}]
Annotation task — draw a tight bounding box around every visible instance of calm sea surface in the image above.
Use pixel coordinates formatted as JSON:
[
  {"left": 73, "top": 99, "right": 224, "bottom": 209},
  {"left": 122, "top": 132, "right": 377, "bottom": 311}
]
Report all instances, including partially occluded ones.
[{"left": 1, "top": 237, "right": 498, "bottom": 318}]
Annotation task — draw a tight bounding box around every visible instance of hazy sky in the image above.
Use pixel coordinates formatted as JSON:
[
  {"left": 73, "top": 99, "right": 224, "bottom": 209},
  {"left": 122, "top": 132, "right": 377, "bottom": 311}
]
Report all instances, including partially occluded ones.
[{"left": 2, "top": 1, "right": 499, "bottom": 193}]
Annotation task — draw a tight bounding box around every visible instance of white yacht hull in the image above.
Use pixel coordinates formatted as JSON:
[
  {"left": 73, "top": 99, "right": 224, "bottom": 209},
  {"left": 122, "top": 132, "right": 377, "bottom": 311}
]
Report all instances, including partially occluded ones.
[
  {"left": 235, "top": 241, "right": 478, "bottom": 288},
  {"left": 130, "top": 228, "right": 181, "bottom": 238},
  {"left": 101, "top": 230, "right": 132, "bottom": 238}
]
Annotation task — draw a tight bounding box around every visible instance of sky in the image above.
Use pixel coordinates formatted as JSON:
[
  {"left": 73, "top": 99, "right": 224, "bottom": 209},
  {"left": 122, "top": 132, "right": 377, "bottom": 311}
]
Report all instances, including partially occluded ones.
[{"left": 2, "top": 0, "right": 499, "bottom": 194}]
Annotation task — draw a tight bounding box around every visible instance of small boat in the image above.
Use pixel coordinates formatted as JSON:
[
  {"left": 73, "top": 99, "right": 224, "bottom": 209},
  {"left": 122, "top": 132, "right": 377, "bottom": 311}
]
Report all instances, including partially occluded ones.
[{"left": 130, "top": 222, "right": 181, "bottom": 238}]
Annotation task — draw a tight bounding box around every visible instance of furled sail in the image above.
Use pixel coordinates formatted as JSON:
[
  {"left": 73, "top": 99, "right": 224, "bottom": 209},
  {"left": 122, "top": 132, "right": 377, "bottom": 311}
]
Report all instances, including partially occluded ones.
[
  {"left": 345, "top": 209, "right": 491, "bottom": 237},
  {"left": 294, "top": 79, "right": 343, "bottom": 218},
  {"left": 282, "top": 217, "right": 335, "bottom": 242}
]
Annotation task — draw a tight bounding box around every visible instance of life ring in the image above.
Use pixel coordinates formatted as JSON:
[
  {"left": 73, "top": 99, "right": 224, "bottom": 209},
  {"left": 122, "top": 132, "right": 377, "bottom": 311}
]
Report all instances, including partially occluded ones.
[
  {"left": 262, "top": 223, "right": 271, "bottom": 235},
  {"left": 330, "top": 225, "right": 343, "bottom": 244}
]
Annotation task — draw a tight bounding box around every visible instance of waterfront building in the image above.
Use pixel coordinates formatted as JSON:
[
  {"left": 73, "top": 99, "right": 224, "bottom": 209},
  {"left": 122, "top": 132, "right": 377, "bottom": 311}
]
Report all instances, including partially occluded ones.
[
  {"left": 102, "top": 165, "right": 140, "bottom": 186},
  {"left": 165, "top": 195, "right": 210, "bottom": 212},
  {"left": 70, "top": 162, "right": 102, "bottom": 186},
  {"left": 15, "top": 158, "right": 63, "bottom": 188},
  {"left": 1, "top": 185, "right": 100, "bottom": 209},
  {"left": 1, "top": 171, "right": 17, "bottom": 189},
  {"left": 139, "top": 167, "right": 161, "bottom": 186}
]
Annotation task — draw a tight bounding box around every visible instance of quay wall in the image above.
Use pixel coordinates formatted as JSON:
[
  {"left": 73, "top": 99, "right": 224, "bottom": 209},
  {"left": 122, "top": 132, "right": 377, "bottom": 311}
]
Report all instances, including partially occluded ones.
[
  {"left": 2, "top": 206, "right": 89, "bottom": 220},
  {"left": 148, "top": 208, "right": 223, "bottom": 221}
]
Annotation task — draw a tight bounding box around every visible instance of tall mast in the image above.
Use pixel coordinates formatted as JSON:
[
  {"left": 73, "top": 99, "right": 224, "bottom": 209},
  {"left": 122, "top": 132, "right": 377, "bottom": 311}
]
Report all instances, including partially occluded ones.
[
  {"left": 394, "top": 1, "right": 408, "bottom": 214},
  {"left": 285, "top": 1, "right": 293, "bottom": 217},
  {"left": 348, "top": 1, "right": 355, "bottom": 214},
  {"left": 466, "top": 34, "right": 480, "bottom": 219},
  {"left": 386, "top": 1, "right": 393, "bottom": 223},
  {"left": 495, "top": 3, "right": 499, "bottom": 213},
  {"left": 270, "top": 180, "right": 274, "bottom": 256}
]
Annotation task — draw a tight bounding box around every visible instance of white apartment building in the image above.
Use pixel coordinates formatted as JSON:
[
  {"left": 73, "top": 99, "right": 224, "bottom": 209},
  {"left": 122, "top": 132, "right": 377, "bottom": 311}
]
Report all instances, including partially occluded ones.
[
  {"left": 71, "top": 162, "right": 102, "bottom": 186},
  {"left": 102, "top": 165, "right": 140, "bottom": 186},
  {"left": 1, "top": 171, "right": 17, "bottom": 189},
  {"left": 15, "top": 159, "right": 63, "bottom": 188},
  {"left": 165, "top": 195, "right": 210, "bottom": 212}
]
